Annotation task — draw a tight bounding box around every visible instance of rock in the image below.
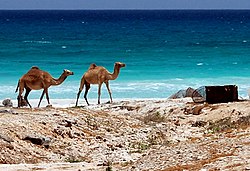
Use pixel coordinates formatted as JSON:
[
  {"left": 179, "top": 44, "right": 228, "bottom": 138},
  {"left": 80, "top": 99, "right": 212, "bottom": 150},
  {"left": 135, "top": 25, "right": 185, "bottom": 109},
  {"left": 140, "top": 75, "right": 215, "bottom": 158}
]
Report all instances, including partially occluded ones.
[
  {"left": 23, "top": 135, "right": 51, "bottom": 147},
  {"left": 0, "top": 139, "right": 14, "bottom": 150},
  {"left": 0, "top": 133, "right": 14, "bottom": 143},
  {"left": 0, "top": 109, "right": 18, "bottom": 115},
  {"left": 191, "top": 121, "right": 207, "bottom": 127},
  {"left": 43, "top": 137, "right": 52, "bottom": 148},
  {"left": 193, "top": 105, "right": 204, "bottom": 115},
  {"left": 46, "top": 104, "right": 53, "bottom": 108},
  {"left": 2, "top": 99, "right": 13, "bottom": 107},
  {"left": 23, "top": 136, "right": 44, "bottom": 145},
  {"left": 54, "top": 126, "right": 74, "bottom": 138},
  {"left": 64, "top": 119, "right": 77, "bottom": 127},
  {"left": 183, "top": 104, "right": 207, "bottom": 115}
]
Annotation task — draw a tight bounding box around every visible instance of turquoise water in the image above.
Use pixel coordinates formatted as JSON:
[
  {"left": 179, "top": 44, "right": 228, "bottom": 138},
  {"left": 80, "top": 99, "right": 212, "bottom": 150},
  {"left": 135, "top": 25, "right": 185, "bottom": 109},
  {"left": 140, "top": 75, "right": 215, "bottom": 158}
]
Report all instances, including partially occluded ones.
[{"left": 0, "top": 10, "right": 250, "bottom": 100}]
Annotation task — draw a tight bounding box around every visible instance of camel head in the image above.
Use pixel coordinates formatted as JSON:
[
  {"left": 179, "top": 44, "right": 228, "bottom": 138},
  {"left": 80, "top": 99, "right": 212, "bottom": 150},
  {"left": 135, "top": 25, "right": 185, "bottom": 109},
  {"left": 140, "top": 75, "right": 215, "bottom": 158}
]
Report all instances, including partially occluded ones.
[
  {"left": 63, "top": 69, "right": 74, "bottom": 76},
  {"left": 115, "top": 62, "right": 126, "bottom": 69}
]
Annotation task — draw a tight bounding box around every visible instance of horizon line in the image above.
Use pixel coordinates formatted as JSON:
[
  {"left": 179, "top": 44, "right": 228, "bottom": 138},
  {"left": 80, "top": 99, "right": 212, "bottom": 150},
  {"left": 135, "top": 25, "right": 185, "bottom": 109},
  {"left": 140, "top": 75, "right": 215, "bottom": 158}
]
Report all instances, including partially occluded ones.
[{"left": 0, "top": 8, "right": 250, "bottom": 11}]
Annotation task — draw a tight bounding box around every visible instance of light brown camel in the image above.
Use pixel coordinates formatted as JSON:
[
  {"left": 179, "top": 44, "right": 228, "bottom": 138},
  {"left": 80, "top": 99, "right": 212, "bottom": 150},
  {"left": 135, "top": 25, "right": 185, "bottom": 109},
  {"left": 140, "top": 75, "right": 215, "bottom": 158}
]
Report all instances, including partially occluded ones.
[
  {"left": 16, "top": 66, "right": 74, "bottom": 108},
  {"left": 75, "top": 62, "right": 125, "bottom": 106}
]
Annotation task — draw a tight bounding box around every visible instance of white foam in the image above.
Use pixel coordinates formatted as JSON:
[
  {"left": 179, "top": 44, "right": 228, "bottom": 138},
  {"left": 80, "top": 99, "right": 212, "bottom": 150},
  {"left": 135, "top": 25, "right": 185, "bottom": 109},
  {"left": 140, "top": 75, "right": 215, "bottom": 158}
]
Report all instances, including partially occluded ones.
[
  {"left": 23, "top": 40, "right": 52, "bottom": 44},
  {"left": 3, "top": 77, "right": 250, "bottom": 103},
  {"left": 174, "top": 78, "right": 183, "bottom": 81}
]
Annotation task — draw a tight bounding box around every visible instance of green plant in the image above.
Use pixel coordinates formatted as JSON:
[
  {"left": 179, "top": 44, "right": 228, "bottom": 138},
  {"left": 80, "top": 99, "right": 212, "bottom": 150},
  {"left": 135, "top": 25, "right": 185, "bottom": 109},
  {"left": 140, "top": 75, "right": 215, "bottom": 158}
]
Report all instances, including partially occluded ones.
[
  {"left": 106, "top": 160, "right": 113, "bottom": 171},
  {"left": 130, "top": 141, "right": 150, "bottom": 153},
  {"left": 106, "top": 166, "right": 112, "bottom": 171},
  {"left": 65, "top": 157, "right": 82, "bottom": 163}
]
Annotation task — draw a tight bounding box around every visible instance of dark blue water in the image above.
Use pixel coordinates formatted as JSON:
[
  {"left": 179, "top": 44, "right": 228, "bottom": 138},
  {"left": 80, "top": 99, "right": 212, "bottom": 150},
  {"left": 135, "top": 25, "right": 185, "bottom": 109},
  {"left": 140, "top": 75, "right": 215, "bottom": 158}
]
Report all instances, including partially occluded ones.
[{"left": 0, "top": 10, "right": 250, "bottom": 100}]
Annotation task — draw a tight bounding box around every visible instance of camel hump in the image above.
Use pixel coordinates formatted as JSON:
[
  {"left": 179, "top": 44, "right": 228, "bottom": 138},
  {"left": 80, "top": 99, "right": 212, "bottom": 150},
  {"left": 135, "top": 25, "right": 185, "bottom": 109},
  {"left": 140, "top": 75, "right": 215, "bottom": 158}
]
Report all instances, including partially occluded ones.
[
  {"left": 31, "top": 66, "right": 40, "bottom": 70},
  {"left": 88, "top": 63, "right": 97, "bottom": 70}
]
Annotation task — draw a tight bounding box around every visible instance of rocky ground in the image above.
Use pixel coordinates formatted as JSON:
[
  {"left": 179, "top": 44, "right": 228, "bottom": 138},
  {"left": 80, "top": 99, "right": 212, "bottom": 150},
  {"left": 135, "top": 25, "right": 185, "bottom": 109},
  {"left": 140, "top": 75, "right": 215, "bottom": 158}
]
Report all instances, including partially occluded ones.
[{"left": 0, "top": 98, "right": 249, "bottom": 171}]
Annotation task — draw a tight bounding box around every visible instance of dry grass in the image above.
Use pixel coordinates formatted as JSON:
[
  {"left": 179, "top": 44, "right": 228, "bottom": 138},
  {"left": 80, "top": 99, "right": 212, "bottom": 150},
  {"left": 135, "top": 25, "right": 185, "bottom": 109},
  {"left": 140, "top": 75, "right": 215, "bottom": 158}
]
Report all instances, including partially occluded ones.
[
  {"left": 207, "top": 115, "right": 250, "bottom": 134},
  {"left": 161, "top": 148, "right": 236, "bottom": 171},
  {"left": 140, "top": 111, "right": 165, "bottom": 125},
  {"left": 224, "top": 163, "right": 245, "bottom": 169}
]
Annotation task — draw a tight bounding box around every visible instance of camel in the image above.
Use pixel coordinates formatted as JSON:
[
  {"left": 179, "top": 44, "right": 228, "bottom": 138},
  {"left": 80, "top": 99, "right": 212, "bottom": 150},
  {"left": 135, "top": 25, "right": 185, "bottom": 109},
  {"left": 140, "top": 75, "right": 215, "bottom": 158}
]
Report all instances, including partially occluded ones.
[
  {"left": 16, "top": 66, "right": 74, "bottom": 108},
  {"left": 75, "top": 62, "right": 125, "bottom": 106}
]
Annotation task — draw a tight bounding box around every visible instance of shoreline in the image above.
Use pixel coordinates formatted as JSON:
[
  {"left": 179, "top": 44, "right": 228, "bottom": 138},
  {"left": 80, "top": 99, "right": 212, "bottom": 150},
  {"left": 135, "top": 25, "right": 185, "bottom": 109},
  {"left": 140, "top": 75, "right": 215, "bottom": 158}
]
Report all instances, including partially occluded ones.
[{"left": 1, "top": 97, "right": 179, "bottom": 108}]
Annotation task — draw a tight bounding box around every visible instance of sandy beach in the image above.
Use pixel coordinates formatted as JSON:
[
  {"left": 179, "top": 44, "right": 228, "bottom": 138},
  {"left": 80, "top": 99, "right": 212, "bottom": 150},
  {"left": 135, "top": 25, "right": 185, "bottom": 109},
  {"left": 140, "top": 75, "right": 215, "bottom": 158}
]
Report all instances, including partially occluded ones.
[{"left": 0, "top": 98, "right": 249, "bottom": 170}]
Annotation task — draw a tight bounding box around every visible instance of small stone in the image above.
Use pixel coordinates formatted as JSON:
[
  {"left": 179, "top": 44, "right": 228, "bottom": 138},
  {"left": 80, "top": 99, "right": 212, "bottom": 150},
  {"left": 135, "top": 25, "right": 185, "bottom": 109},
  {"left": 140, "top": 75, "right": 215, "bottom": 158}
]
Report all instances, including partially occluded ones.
[
  {"left": 97, "top": 163, "right": 103, "bottom": 166},
  {"left": 174, "top": 120, "right": 180, "bottom": 126},
  {"left": 46, "top": 104, "right": 52, "bottom": 108},
  {"left": 0, "top": 140, "right": 14, "bottom": 150},
  {"left": 96, "top": 135, "right": 103, "bottom": 140},
  {"left": 68, "top": 131, "right": 74, "bottom": 138},
  {"left": 0, "top": 133, "right": 14, "bottom": 143},
  {"left": 2, "top": 98, "right": 13, "bottom": 107},
  {"left": 6, "top": 143, "right": 14, "bottom": 150},
  {"left": 191, "top": 121, "right": 207, "bottom": 127},
  {"left": 115, "top": 144, "right": 123, "bottom": 148}
]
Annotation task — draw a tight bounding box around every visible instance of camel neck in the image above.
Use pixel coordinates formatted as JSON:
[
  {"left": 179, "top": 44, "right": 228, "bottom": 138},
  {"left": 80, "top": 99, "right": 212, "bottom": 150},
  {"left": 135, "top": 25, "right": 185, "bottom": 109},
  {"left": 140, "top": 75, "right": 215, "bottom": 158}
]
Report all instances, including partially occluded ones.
[
  {"left": 52, "top": 74, "right": 67, "bottom": 85},
  {"left": 108, "top": 66, "right": 120, "bottom": 80}
]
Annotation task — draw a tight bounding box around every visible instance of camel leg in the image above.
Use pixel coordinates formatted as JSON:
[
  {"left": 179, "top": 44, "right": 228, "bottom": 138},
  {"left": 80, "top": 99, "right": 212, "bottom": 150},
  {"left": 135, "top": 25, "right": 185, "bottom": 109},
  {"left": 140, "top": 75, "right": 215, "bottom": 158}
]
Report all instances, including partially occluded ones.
[
  {"left": 84, "top": 83, "right": 90, "bottom": 106},
  {"left": 17, "top": 92, "right": 23, "bottom": 108},
  {"left": 98, "top": 83, "right": 103, "bottom": 104},
  {"left": 15, "top": 80, "right": 20, "bottom": 93},
  {"left": 76, "top": 78, "right": 85, "bottom": 106},
  {"left": 17, "top": 82, "right": 24, "bottom": 108},
  {"left": 44, "top": 88, "right": 51, "bottom": 107},
  {"left": 38, "top": 90, "right": 45, "bottom": 107},
  {"left": 24, "top": 88, "right": 32, "bottom": 108},
  {"left": 105, "top": 82, "right": 112, "bottom": 103},
  {"left": 17, "top": 95, "right": 22, "bottom": 108},
  {"left": 76, "top": 89, "right": 82, "bottom": 107}
]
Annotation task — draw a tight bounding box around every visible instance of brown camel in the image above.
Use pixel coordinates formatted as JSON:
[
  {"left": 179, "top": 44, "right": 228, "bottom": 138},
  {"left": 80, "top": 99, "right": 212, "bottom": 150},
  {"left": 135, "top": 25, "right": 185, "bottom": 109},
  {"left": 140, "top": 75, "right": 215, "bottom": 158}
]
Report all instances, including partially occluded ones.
[
  {"left": 16, "top": 66, "right": 74, "bottom": 108},
  {"left": 75, "top": 62, "right": 125, "bottom": 106}
]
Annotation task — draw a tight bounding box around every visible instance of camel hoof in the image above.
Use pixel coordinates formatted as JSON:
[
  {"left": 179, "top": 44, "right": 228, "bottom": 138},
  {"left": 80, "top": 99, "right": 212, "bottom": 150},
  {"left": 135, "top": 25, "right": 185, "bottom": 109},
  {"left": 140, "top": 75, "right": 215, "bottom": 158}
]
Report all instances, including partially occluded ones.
[{"left": 46, "top": 104, "right": 52, "bottom": 108}]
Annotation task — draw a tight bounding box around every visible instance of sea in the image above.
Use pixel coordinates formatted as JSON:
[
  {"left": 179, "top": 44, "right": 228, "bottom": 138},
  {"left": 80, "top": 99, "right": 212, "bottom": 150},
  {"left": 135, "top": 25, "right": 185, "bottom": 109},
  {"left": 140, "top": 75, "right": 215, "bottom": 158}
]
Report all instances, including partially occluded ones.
[{"left": 0, "top": 10, "right": 250, "bottom": 103}]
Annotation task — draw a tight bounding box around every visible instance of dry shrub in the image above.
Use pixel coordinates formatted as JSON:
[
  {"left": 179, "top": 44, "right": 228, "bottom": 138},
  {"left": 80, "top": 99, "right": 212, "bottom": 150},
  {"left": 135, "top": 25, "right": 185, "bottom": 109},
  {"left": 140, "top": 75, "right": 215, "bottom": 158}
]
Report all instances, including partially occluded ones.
[
  {"left": 207, "top": 115, "right": 250, "bottom": 133},
  {"left": 141, "top": 112, "right": 165, "bottom": 125}
]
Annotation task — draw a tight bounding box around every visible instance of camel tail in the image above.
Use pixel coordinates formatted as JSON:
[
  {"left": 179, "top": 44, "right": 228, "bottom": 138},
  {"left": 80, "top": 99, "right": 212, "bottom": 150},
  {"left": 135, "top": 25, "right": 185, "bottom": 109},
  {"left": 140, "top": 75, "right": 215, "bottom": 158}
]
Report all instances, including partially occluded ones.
[
  {"left": 79, "top": 77, "right": 86, "bottom": 91},
  {"left": 15, "top": 80, "right": 20, "bottom": 93}
]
